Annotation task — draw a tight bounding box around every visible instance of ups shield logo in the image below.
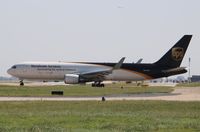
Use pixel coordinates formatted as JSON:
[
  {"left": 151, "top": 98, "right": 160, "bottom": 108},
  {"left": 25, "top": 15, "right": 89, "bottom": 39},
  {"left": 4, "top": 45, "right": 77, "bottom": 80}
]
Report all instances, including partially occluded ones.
[{"left": 172, "top": 47, "right": 184, "bottom": 61}]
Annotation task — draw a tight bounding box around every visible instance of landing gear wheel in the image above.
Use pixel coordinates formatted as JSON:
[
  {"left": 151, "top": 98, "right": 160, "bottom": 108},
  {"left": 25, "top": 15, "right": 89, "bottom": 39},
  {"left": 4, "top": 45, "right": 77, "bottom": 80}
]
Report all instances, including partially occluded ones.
[
  {"left": 92, "top": 83, "right": 95, "bottom": 87},
  {"left": 100, "top": 84, "right": 105, "bottom": 87},
  {"left": 91, "top": 82, "right": 105, "bottom": 87},
  {"left": 20, "top": 80, "right": 24, "bottom": 86}
]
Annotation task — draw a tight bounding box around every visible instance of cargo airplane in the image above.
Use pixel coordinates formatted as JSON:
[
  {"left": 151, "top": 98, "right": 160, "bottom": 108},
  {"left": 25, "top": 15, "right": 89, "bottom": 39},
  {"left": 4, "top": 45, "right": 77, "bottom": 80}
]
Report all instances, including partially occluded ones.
[{"left": 7, "top": 35, "right": 192, "bottom": 87}]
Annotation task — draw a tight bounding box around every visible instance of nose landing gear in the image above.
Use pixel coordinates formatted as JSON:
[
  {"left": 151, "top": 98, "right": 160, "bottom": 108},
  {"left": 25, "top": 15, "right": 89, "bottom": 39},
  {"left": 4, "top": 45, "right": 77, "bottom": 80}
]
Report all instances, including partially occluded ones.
[{"left": 20, "top": 80, "right": 24, "bottom": 86}]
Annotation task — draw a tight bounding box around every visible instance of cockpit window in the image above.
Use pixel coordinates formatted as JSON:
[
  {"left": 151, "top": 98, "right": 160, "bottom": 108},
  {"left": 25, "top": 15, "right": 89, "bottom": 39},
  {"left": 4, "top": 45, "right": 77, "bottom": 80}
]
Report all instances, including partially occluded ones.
[{"left": 12, "top": 66, "right": 17, "bottom": 69}]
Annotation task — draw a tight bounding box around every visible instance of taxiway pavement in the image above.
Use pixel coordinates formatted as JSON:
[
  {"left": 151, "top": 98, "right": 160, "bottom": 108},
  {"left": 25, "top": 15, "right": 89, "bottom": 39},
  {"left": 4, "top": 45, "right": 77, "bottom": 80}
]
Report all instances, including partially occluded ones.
[{"left": 0, "top": 87, "right": 199, "bottom": 101}]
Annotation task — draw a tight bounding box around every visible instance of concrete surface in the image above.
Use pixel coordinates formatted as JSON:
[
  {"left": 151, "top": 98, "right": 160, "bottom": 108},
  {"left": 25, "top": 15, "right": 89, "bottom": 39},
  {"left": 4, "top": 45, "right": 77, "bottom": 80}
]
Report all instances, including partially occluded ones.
[{"left": 0, "top": 87, "right": 199, "bottom": 101}]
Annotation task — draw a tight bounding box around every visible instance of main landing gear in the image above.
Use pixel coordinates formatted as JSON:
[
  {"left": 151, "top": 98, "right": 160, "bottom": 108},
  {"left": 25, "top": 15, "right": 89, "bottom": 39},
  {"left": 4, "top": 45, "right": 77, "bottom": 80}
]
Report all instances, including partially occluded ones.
[
  {"left": 91, "top": 82, "right": 105, "bottom": 87},
  {"left": 20, "top": 80, "right": 24, "bottom": 86}
]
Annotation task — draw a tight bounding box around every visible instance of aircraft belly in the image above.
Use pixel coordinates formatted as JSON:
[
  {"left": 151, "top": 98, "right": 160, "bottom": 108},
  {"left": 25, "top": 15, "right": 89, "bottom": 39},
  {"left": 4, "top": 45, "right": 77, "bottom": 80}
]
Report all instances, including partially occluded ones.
[{"left": 106, "top": 69, "right": 145, "bottom": 81}]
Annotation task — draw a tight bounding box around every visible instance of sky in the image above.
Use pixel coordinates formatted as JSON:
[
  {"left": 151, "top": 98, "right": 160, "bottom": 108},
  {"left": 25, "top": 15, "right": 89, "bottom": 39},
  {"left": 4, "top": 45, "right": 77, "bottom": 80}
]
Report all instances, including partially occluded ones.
[{"left": 0, "top": 0, "right": 200, "bottom": 77}]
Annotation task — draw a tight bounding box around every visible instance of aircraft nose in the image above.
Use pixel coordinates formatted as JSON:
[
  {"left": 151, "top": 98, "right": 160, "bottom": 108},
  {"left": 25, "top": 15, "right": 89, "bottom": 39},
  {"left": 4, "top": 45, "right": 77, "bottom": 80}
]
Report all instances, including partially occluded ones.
[{"left": 7, "top": 68, "right": 13, "bottom": 75}]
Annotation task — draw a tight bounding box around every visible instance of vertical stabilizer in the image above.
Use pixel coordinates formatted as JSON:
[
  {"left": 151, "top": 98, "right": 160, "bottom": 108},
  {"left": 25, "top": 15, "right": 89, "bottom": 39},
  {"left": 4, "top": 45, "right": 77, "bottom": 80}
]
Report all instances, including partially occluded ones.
[{"left": 154, "top": 35, "right": 192, "bottom": 68}]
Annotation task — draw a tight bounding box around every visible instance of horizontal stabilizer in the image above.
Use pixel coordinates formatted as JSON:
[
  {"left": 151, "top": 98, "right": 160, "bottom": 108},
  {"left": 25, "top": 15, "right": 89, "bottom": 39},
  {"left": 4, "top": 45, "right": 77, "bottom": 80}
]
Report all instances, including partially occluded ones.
[{"left": 162, "top": 67, "right": 186, "bottom": 73}]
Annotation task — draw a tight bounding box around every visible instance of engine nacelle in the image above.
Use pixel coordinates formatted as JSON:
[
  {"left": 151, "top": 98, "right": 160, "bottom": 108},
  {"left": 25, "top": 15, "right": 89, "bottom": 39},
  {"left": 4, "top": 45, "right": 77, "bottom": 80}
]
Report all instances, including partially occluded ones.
[{"left": 64, "top": 74, "right": 80, "bottom": 84}]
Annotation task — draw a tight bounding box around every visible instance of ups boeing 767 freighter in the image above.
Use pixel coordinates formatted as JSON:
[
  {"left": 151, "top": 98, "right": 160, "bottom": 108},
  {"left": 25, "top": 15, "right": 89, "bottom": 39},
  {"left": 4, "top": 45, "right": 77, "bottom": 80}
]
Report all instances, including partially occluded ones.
[{"left": 7, "top": 35, "right": 192, "bottom": 87}]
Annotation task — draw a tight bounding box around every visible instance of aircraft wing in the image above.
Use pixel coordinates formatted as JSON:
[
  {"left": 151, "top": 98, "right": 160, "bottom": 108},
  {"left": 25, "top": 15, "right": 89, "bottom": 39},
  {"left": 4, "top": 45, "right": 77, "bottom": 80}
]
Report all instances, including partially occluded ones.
[
  {"left": 132, "top": 58, "right": 143, "bottom": 64},
  {"left": 80, "top": 69, "right": 111, "bottom": 81},
  {"left": 80, "top": 57, "right": 125, "bottom": 81}
]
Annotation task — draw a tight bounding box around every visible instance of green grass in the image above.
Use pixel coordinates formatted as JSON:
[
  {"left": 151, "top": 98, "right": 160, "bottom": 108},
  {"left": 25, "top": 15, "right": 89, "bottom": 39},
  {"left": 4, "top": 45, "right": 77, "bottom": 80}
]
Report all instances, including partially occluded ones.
[
  {"left": 177, "top": 82, "right": 200, "bottom": 87},
  {"left": 0, "top": 84, "right": 173, "bottom": 97},
  {"left": 0, "top": 101, "right": 199, "bottom": 131}
]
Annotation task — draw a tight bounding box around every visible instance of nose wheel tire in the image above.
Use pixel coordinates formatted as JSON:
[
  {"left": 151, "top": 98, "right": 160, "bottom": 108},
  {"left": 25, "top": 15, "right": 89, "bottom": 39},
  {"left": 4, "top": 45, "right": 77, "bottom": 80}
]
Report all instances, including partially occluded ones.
[{"left": 20, "top": 80, "right": 24, "bottom": 86}]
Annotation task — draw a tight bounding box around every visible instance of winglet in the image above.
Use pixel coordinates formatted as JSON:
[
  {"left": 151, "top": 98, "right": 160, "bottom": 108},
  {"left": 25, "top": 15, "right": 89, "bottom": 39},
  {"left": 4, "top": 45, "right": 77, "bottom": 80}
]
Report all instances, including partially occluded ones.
[
  {"left": 136, "top": 58, "right": 143, "bottom": 64},
  {"left": 113, "top": 57, "right": 125, "bottom": 70}
]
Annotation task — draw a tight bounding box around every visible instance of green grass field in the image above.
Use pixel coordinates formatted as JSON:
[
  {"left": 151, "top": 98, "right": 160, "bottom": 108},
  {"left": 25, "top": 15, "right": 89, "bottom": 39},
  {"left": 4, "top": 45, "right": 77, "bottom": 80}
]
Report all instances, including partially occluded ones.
[
  {"left": 0, "top": 101, "right": 199, "bottom": 132},
  {"left": 0, "top": 84, "right": 173, "bottom": 97},
  {"left": 0, "top": 84, "right": 199, "bottom": 131}
]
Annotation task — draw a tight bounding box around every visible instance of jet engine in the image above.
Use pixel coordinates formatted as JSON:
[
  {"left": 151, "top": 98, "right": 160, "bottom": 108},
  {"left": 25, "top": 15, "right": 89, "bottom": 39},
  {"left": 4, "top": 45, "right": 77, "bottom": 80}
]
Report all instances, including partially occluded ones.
[{"left": 64, "top": 74, "right": 80, "bottom": 84}]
